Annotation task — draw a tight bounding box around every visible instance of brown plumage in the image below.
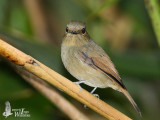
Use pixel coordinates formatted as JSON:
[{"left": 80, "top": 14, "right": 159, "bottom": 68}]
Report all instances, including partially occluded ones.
[{"left": 61, "top": 21, "right": 141, "bottom": 116}]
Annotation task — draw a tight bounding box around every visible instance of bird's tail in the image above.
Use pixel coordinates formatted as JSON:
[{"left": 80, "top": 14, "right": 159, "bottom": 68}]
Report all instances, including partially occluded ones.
[{"left": 121, "top": 88, "right": 142, "bottom": 116}]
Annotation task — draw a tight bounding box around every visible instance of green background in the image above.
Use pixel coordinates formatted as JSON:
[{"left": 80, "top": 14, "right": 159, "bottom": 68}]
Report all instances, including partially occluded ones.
[{"left": 0, "top": 0, "right": 160, "bottom": 120}]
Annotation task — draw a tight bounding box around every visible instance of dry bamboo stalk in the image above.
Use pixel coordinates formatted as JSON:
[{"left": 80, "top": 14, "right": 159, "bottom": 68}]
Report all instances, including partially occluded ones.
[
  {"left": 0, "top": 39, "right": 132, "bottom": 120},
  {"left": 13, "top": 65, "right": 89, "bottom": 120}
]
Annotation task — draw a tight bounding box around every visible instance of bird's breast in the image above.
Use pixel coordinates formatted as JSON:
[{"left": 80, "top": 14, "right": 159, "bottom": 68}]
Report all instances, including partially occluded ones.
[{"left": 61, "top": 45, "right": 114, "bottom": 88}]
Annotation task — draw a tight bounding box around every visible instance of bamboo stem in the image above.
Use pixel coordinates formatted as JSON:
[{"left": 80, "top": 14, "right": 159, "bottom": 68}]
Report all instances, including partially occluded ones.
[
  {"left": 13, "top": 64, "right": 89, "bottom": 120},
  {"left": 0, "top": 39, "right": 132, "bottom": 120}
]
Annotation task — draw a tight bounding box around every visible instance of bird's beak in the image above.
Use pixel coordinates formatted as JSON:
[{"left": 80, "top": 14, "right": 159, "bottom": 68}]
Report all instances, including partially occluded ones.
[{"left": 71, "top": 31, "right": 78, "bottom": 34}]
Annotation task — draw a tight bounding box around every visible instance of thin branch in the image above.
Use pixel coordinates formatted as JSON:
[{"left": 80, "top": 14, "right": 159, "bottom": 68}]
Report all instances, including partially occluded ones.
[
  {"left": 12, "top": 64, "right": 89, "bottom": 120},
  {"left": 145, "top": 0, "right": 160, "bottom": 46},
  {"left": 0, "top": 39, "right": 132, "bottom": 120}
]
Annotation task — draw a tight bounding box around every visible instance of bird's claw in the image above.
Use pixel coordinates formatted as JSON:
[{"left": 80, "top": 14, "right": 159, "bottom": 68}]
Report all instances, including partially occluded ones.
[
  {"left": 73, "top": 81, "right": 85, "bottom": 91},
  {"left": 92, "top": 94, "right": 99, "bottom": 99}
]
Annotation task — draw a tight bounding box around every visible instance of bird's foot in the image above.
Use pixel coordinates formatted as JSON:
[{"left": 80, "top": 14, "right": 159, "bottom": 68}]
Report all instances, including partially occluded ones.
[
  {"left": 92, "top": 94, "right": 99, "bottom": 99},
  {"left": 90, "top": 87, "right": 99, "bottom": 98},
  {"left": 73, "top": 81, "right": 85, "bottom": 91},
  {"left": 84, "top": 104, "right": 88, "bottom": 109},
  {"left": 83, "top": 87, "right": 99, "bottom": 109},
  {"left": 83, "top": 94, "right": 99, "bottom": 109}
]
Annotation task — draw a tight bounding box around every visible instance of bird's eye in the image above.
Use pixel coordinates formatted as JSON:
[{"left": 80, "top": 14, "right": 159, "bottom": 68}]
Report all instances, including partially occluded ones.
[
  {"left": 82, "top": 28, "right": 86, "bottom": 34},
  {"left": 66, "top": 27, "right": 69, "bottom": 32}
]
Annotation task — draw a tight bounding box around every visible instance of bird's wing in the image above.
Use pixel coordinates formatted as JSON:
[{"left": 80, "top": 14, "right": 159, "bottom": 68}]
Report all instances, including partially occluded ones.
[
  {"left": 76, "top": 48, "right": 125, "bottom": 89},
  {"left": 76, "top": 44, "right": 141, "bottom": 115}
]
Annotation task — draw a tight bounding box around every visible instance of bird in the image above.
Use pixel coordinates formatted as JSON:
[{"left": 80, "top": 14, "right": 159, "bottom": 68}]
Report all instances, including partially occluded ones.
[{"left": 61, "top": 20, "right": 141, "bottom": 116}]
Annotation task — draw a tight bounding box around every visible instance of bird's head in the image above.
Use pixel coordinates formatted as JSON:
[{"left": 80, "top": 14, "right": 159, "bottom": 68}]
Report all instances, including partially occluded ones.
[{"left": 63, "top": 21, "right": 90, "bottom": 46}]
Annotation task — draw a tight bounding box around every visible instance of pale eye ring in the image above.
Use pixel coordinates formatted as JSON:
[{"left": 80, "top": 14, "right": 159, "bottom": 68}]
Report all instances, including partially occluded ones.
[
  {"left": 82, "top": 28, "right": 85, "bottom": 34},
  {"left": 66, "top": 27, "right": 69, "bottom": 32}
]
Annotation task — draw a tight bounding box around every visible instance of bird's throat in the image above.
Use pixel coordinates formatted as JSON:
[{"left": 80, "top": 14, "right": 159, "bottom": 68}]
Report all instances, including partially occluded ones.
[{"left": 63, "top": 34, "right": 90, "bottom": 47}]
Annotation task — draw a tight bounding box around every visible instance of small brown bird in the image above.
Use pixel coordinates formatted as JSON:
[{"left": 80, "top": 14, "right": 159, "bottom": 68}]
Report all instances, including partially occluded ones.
[{"left": 61, "top": 21, "right": 141, "bottom": 116}]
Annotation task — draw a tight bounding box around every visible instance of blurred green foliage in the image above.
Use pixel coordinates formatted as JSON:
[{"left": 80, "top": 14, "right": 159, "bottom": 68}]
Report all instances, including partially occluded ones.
[{"left": 0, "top": 0, "right": 160, "bottom": 120}]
